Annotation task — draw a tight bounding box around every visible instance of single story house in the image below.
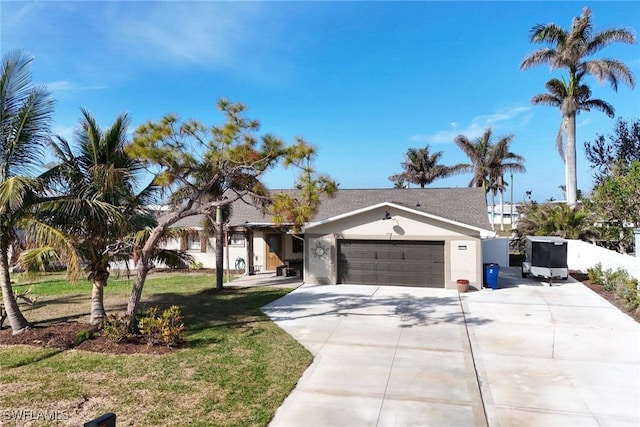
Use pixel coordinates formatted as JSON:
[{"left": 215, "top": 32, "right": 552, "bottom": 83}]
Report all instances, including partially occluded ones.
[{"left": 168, "top": 188, "right": 494, "bottom": 290}]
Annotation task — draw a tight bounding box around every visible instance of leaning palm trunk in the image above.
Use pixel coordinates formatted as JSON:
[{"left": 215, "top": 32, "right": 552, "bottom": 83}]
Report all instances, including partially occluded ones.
[
  {"left": 565, "top": 113, "right": 578, "bottom": 207},
  {"left": 0, "top": 244, "right": 30, "bottom": 334},
  {"left": 89, "top": 270, "right": 109, "bottom": 325}
]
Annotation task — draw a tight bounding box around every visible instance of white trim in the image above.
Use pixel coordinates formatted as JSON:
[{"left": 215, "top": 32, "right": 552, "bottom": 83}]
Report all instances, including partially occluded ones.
[{"left": 304, "top": 202, "right": 495, "bottom": 237}]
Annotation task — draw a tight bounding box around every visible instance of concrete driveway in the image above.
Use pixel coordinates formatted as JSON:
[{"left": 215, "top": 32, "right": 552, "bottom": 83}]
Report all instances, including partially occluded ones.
[{"left": 261, "top": 267, "right": 640, "bottom": 427}]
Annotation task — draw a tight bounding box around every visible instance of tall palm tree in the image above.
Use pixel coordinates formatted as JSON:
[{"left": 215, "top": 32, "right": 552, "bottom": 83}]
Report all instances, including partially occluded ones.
[
  {"left": 42, "top": 108, "right": 159, "bottom": 325},
  {"left": 489, "top": 137, "right": 526, "bottom": 231},
  {"left": 520, "top": 7, "right": 636, "bottom": 207},
  {"left": 388, "top": 145, "right": 460, "bottom": 188},
  {"left": 0, "top": 50, "right": 55, "bottom": 334},
  {"left": 454, "top": 128, "right": 525, "bottom": 228}
]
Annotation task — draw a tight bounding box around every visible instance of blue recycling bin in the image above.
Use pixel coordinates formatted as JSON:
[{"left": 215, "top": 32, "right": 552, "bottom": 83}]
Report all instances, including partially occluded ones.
[{"left": 484, "top": 263, "right": 500, "bottom": 290}]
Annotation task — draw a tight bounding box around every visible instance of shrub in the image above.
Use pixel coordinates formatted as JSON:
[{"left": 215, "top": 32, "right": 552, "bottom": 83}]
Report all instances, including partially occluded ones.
[
  {"left": 138, "top": 305, "right": 185, "bottom": 347},
  {"left": 102, "top": 313, "right": 132, "bottom": 344},
  {"left": 617, "top": 277, "right": 639, "bottom": 310},
  {"left": 74, "top": 329, "right": 91, "bottom": 345},
  {"left": 138, "top": 307, "right": 162, "bottom": 346},
  {"left": 587, "top": 263, "right": 605, "bottom": 286},
  {"left": 73, "top": 329, "right": 92, "bottom": 346},
  {"left": 189, "top": 260, "right": 203, "bottom": 270},
  {"left": 605, "top": 268, "right": 629, "bottom": 292},
  {"left": 592, "top": 265, "right": 640, "bottom": 310}
]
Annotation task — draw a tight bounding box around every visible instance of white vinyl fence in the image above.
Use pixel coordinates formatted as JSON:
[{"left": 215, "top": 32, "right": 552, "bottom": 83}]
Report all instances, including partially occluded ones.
[
  {"left": 567, "top": 239, "right": 639, "bottom": 280},
  {"left": 481, "top": 237, "right": 509, "bottom": 267}
]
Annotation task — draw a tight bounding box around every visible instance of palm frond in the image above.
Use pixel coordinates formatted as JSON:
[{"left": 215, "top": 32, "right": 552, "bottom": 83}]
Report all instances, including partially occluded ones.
[
  {"left": 151, "top": 249, "right": 192, "bottom": 269},
  {"left": 520, "top": 48, "right": 557, "bottom": 70},
  {"left": 18, "top": 217, "right": 82, "bottom": 281},
  {"left": 580, "top": 98, "right": 615, "bottom": 118},
  {"left": 17, "top": 246, "right": 61, "bottom": 273},
  {"left": 528, "top": 23, "right": 567, "bottom": 44},
  {"left": 0, "top": 176, "right": 37, "bottom": 214},
  {"left": 1, "top": 50, "right": 55, "bottom": 180},
  {"left": 586, "top": 28, "right": 637, "bottom": 56}
]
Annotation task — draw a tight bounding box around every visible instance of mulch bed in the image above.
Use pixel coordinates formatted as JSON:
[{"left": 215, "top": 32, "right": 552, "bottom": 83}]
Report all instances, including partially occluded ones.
[{"left": 0, "top": 322, "right": 181, "bottom": 355}]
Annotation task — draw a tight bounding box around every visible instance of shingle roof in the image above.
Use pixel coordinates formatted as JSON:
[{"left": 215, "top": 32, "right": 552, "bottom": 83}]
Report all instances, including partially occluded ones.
[{"left": 225, "top": 187, "right": 491, "bottom": 231}]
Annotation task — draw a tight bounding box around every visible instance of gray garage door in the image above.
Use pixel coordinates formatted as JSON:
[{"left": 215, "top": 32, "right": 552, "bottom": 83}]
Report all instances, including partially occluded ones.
[{"left": 337, "top": 240, "right": 445, "bottom": 287}]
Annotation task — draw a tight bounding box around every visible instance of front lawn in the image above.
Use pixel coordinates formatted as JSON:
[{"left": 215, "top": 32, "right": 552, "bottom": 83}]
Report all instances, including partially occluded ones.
[{"left": 0, "top": 273, "right": 311, "bottom": 426}]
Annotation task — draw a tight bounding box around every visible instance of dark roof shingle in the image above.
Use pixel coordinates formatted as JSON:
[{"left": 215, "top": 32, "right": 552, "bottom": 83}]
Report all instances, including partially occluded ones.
[{"left": 228, "top": 187, "right": 491, "bottom": 231}]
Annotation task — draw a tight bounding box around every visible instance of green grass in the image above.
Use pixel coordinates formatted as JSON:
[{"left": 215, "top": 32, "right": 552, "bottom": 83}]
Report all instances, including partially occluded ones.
[
  {"left": 1, "top": 274, "right": 312, "bottom": 426},
  {"left": 11, "top": 270, "right": 227, "bottom": 296}
]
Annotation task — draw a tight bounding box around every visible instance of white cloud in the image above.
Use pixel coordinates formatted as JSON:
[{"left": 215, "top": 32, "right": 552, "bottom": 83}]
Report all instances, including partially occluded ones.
[
  {"left": 411, "top": 106, "right": 533, "bottom": 144},
  {"left": 110, "top": 2, "right": 268, "bottom": 70},
  {"left": 44, "top": 81, "right": 106, "bottom": 92}
]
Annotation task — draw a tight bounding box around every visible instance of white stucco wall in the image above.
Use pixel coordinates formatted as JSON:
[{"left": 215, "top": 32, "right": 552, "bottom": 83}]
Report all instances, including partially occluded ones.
[{"left": 450, "top": 240, "right": 478, "bottom": 286}]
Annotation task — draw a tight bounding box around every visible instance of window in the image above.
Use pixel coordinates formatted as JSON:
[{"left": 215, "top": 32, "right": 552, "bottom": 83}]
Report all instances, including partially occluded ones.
[
  {"left": 186, "top": 234, "right": 201, "bottom": 251},
  {"left": 229, "top": 233, "right": 245, "bottom": 247},
  {"left": 292, "top": 236, "right": 304, "bottom": 253}
]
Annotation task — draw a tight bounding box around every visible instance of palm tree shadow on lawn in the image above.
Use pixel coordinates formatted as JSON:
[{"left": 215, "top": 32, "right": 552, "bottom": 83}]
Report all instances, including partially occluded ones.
[
  {"left": 0, "top": 284, "right": 499, "bottom": 354},
  {"left": 0, "top": 286, "right": 294, "bottom": 355}
]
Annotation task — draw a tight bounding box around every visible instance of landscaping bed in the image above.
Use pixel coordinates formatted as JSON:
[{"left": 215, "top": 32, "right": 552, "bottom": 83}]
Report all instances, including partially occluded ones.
[
  {"left": 571, "top": 271, "right": 640, "bottom": 323},
  {"left": 0, "top": 322, "right": 178, "bottom": 355},
  {"left": 0, "top": 274, "right": 312, "bottom": 426}
]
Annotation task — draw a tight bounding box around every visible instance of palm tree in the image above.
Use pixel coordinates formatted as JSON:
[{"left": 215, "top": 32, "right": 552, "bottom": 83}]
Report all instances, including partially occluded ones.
[
  {"left": 489, "top": 137, "right": 526, "bottom": 231},
  {"left": 520, "top": 7, "right": 636, "bottom": 207},
  {"left": 42, "top": 108, "right": 159, "bottom": 325},
  {"left": 516, "top": 203, "right": 597, "bottom": 241},
  {"left": 0, "top": 51, "right": 55, "bottom": 334},
  {"left": 454, "top": 128, "right": 525, "bottom": 229},
  {"left": 388, "top": 145, "right": 461, "bottom": 188}
]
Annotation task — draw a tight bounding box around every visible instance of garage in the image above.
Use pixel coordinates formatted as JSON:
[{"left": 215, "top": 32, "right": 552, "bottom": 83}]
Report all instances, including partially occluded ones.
[{"left": 337, "top": 240, "right": 445, "bottom": 287}]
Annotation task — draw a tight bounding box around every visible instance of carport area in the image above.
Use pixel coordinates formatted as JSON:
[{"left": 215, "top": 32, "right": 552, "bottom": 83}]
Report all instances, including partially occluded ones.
[{"left": 262, "top": 267, "right": 640, "bottom": 427}]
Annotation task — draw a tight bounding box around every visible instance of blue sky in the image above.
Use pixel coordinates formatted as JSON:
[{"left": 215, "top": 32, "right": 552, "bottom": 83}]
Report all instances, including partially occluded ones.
[{"left": 2, "top": 1, "right": 639, "bottom": 203}]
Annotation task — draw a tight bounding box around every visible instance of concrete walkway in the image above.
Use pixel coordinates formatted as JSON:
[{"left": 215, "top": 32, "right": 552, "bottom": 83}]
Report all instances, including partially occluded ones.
[{"left": 257, "top": 268, "right": 640, "bottom": 426}]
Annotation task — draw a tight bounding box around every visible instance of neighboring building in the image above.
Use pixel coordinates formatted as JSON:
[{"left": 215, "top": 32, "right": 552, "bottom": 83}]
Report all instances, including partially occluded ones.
[
  {"left": 166, "top": 188, "right": 494, "bottom": 290},
  {"left": 487, "top": 203, "right": 522, "bottom": 227}
]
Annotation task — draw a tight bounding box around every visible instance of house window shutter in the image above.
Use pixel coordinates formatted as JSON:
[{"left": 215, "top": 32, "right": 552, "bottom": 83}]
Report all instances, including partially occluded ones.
[
  {"left": 180, "top": 235, "right": 186, "bottom": 251},
  {"left": 200, "top": 235, "right": 207, "bottom": 253}
]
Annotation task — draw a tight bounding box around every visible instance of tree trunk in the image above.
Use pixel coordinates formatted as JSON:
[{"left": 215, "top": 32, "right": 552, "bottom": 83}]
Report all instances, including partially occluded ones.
[
  {"left": 126, "top": 226, "right": 164, "bottom": 318},
  {"left": 490, "top": 191, "right": 496, "bottom": 230},
  {"left": 0, "top": 241, "right": 30, "bottom": 334},
  {"left": 126, "top": 258, "right": 150, "bottom": 319},
  {"left": 500, "top": 190, "right": 505, "bottom": 231},
  {"left": 216, "top": 206, "right": 223, "bottom": 291},
  {"left": 565, "top": 113, "right": 578, "bottom": 207},
  {"left": 89, "top": 270, "right": 109, "bottom": 325}
]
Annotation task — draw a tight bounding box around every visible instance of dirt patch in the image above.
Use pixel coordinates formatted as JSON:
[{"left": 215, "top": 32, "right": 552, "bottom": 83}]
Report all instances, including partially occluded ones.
[
  {"left": 570, "top": 271, "right": 640, "bottom": 323},
  {"left": 0, "top": 322, "right": 181, "bottom": 355}
]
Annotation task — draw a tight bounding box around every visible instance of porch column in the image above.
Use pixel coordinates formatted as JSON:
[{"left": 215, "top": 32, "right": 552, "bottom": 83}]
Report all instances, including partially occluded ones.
[{"left": 246, "top": 229, "right": 254, "bottom": 274}]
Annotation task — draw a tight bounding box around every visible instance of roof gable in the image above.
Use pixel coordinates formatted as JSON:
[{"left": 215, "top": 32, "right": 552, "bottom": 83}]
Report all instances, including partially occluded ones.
[
  {"left": 228, "top": 187, "right": 492, "bottom": 231},
  {"left": 304, "top": 201, "right": 494, "bottom": 236}
]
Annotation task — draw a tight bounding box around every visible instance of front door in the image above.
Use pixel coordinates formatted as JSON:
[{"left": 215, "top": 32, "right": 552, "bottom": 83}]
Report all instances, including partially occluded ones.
[{"left": 265, "top": 234, "right": 284, "bottom": 271}]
